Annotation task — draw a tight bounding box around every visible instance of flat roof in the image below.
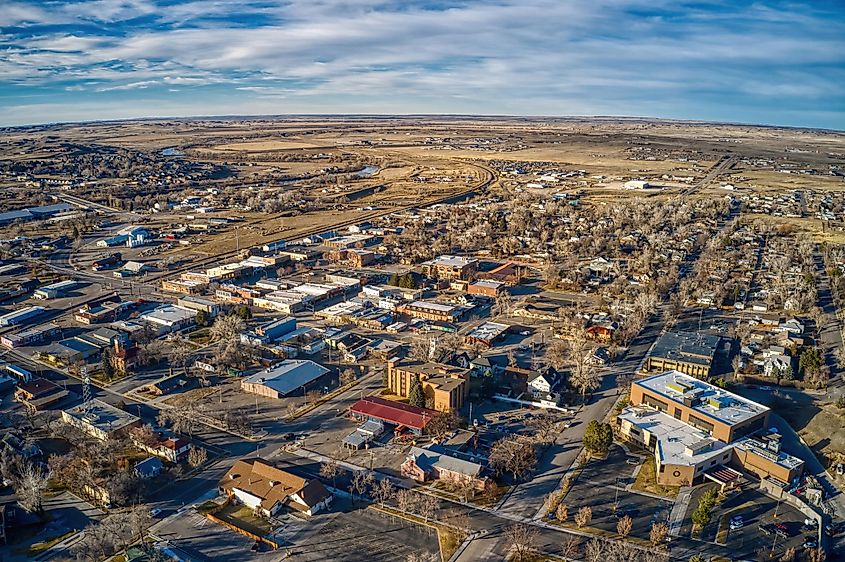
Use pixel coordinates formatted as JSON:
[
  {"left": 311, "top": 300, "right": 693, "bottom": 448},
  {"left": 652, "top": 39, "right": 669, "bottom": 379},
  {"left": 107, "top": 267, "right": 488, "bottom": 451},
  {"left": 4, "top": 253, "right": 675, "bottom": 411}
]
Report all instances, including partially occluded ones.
[
  {"left": 466, "top": 321, "right": 509, "bottom": 341},
  {"left": 427, "top": 255, "right": 478, "bottom": 268},
  {"left": 734, "top": 435, "right": 804, "bottom": 470},
  {"left": 405, "top": 300, "right": 459, "bottom": 314},
  {"left": 619, "top": 407, "right": 730, "bottom": 468},
  {"left": 635, "top": 370, "right": 769, "bottom": 426},
  {"left": 242, "top": 359, "right": 330, "bottom": 397},
  {"left": 64, "top": 399, "right": 140, "bottom": 432},
  {"left": 649, "top": 330, "right": 720, "bottom": 366},
  {"left": 140, "top": 305, "right": 197, "bottom": 326}
]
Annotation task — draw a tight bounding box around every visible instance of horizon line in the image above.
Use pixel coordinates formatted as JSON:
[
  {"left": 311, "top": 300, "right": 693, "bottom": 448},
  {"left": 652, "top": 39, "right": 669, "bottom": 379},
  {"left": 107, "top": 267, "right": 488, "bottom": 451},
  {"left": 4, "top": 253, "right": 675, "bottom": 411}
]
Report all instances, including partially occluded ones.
[{"left": 3, "top": 113, "right": 843, "bottom": 135}]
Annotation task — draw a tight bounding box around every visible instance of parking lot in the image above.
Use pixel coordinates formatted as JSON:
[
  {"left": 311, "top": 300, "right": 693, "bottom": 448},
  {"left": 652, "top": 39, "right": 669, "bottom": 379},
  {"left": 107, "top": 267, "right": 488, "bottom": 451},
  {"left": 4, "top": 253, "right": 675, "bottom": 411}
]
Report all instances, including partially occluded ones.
[
  {"left": 558, "top": 444, "right": 675, "bottom": 541},
  {"left": 152, "top": 496, "right": 439, "bottom": 562},
  {"left": 706, "top": 486, "right": 815, "bottom": 556}
]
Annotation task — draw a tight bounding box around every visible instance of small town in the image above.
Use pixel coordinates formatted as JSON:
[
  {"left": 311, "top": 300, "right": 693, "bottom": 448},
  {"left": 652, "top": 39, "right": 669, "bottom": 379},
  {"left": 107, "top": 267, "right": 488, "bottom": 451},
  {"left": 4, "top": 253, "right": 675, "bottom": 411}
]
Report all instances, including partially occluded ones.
[{"left": 0, "top": 2, "right": 843, "bottom": 562}]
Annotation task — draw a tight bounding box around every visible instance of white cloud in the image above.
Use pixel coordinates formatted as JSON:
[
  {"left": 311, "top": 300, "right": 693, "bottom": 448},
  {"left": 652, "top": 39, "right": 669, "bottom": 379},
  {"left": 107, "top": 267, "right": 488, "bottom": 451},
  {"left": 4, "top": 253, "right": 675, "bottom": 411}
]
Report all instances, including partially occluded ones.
[{"left": 0, "top": 1, "right": 843, "bottom": 127}]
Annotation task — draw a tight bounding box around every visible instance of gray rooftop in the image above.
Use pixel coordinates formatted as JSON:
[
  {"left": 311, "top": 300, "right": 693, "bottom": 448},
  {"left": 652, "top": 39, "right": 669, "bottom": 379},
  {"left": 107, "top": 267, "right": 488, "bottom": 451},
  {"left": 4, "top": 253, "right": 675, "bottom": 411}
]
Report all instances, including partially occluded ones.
[
  {"left": 243, "top": 359, "right": 330, "bottom": 397},
  {"left": 64, "top": 399, "right": 140, "bottom": 432},
  {"left": 649, "top": 330, "right": 720, "bottom": 366},
  {"left": 636, "top": 370, "right": 769, "bottom": 426}
]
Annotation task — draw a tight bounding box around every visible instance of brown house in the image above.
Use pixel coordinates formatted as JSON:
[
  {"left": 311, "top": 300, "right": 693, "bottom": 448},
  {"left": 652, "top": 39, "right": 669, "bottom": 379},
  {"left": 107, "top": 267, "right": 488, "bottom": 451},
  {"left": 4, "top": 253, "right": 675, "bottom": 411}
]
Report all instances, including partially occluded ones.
[
  {"left": 220, "top": 458, "right": 332, "bottom": 517},
  {"left": 14, "top": 378, "right": 70, "bottom": 411}
]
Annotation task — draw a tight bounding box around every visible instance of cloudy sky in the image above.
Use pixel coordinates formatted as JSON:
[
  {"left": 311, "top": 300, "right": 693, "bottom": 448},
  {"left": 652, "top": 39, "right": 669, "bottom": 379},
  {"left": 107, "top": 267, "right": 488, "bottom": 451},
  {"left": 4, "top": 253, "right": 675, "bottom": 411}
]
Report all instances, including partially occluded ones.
[{"left": 1, "top": 0, "right": 843, "bottom": 128}]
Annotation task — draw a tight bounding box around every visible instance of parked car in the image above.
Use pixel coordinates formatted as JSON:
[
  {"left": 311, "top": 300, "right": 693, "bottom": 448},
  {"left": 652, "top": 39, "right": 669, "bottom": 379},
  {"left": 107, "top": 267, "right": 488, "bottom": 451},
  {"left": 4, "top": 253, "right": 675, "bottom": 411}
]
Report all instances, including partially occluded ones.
[
  {"left": 759, "top": 523, "right": 776, "bottom": 536},
  {"left": 149, "top": 508, "right": 162, "bottom": 517},
  {"left": 774, "top": 522, "right": 790, "bottom": 539},
  {"left": 803, "top": 539, "right": 817, "bottom": 549},
  {"left": 730, "top": 516, "right": 744, "bottom": 530}
]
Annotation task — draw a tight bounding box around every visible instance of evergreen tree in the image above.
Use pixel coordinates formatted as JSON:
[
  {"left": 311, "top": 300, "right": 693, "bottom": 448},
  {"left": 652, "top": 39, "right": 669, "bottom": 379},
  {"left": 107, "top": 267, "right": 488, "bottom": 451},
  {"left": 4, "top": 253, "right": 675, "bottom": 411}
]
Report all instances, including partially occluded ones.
[
  {"left": 408, "top": 375, "right": 426, "bottom": 408},
  {"left": 388, "top": 273, "right": 400, "bottom": 286},
  {"left": 582, "top": 420, "right": 613, "bottom": 456},
  {"left": 101, "top": 349, "right": 115, "bottom": 381}
]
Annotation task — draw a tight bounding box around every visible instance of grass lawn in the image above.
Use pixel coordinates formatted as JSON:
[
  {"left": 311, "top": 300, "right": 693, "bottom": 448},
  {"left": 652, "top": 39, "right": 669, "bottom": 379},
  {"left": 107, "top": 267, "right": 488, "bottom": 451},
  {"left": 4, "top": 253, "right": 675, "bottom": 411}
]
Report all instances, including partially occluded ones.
[
  {"left": 216, "top": 504, "right": 272, "bottom": 536},
  {"left": 196, "top": 499, "right": 224, "bottom": 515},
  {"left": 631, "top": 457, "right": 680, "bottom": 499},
  {"left": 17, "top": 530, "right": 76, "bottom": 556}
]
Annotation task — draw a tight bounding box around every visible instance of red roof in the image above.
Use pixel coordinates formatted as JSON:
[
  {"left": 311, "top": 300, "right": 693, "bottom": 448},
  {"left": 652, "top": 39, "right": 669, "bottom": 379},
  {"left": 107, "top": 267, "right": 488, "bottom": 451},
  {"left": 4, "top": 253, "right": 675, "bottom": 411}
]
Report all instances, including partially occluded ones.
[{"left": 350, "top": 396, "right": 437, "bottom": 430}]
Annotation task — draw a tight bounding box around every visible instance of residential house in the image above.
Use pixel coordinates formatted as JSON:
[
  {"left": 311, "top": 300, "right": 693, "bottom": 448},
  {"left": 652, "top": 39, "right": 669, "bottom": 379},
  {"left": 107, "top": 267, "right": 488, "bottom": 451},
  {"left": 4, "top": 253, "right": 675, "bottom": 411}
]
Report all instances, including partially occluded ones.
[
  {"left": 134, "top": 457, "right": 163, "bottom": 479},
  {"left": 220, "top": 458, "right": 332, "bottom": 517},
  {"left": 401, "top": 445, "right": 489, "bottom": 491}
]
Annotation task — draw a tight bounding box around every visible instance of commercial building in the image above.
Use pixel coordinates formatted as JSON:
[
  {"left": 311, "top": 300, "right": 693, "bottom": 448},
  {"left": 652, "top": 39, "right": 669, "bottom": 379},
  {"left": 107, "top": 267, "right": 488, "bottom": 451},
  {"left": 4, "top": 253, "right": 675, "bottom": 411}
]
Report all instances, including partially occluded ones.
[
  {"left": 160, "top": 279, "right": 206, "bottom": 295},
  {"left": 61, "top": 399, "right": 141, "bottom": 441},
  {"left": 464, "top": 322, "right": 510, "bottom": 348},
  {"left": 139, "top": 305, "right": 197, "bottom": 334},
  {"left": 1, "top": 323, "right": 61, "bottom": 348},
  {"left": 220, "top": 458, "right": 332, "bottom": 517},
  {"left": 386, "top": 359, "right": 468, "bottom": 412},
  {"left": 176, "top": 296, "right": 221, "bottom": 317},
  {"left": 617, "top": 371, "right": 803, "bottom": 486},
  {"left": 644, "top": 331, "right": 721, "bottom": 378},
  {"left": 241, "top": 360, "right": 330, "bottom": 399},
  {"left": 397, "top": 300, "right": 462, "bottom": 323},
  {"left": 349, "top": 396, "right": 437, "bottom": 435},
  {"left": 422, "top": 255, "right": 479, "bottom": 281},
  {"left": 0, "top": 306, "right": 46, "bottom": 327},
  {"left": 467, "top": 280, "right": 506, "bottom": 298},
  {"left": 14, "top": 378, "right": 71, "bottom": 411},
  {"left": 34, "top": 280, "right": 77, "bottom": 300}
]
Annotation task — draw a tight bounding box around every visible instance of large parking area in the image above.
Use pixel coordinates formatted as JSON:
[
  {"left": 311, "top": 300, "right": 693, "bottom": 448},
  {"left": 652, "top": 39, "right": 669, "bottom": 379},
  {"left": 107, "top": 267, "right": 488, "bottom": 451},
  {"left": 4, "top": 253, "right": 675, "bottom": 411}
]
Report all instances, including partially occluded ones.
[
  {"left": 152, "top": 496, "right": 439, "bottom": 562},
  {"left": 558, "top": 444, "right": 674, "bottom": 541},
  {"left": 703, "top": 485, "right": 817, "bottom": 556}
]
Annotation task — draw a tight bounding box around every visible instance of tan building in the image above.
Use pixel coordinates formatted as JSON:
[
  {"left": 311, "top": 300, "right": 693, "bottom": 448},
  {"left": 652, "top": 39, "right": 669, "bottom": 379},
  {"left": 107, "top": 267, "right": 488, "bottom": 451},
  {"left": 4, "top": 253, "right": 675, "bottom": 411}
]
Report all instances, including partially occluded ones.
[
  {"left": 396, "top": 301, "right": 462, "bottom": 323},
  {"left": 386, "top": 359, "right": 468, "bottom": 412},
  {"left": 422, "top": 255, "right": 478, "bottom": 281},
  {"left": 644, "top": 331, "right": 720, "bottom": 378},
  {"left": 618, "top": 371, "right": 803, "bottom": 487},
  {"left": 61, "top": 399, "right": 142, "bottom": 441}
]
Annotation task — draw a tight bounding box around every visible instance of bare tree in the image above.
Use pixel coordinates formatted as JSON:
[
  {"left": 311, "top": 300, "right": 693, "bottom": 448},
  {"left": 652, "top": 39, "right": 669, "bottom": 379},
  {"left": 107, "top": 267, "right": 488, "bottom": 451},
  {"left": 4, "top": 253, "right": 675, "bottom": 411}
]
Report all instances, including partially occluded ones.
[
  {"left": 617, "top": 514, "right": 633, "bottom": 538},
  {"left": 372, "top": 478, "right": 395, "bottom": 507},
  {"left": 561, "top": 536, "right": 580, "bottom": 559},
  {"left": 157, "top": 405, "right": 199, "bottom": 438},
  {"left": 426, "top": 410, "right": 461, "bottom": 441},
  {"left": 340, "top": 368, "right": 357, "bottom": 386},
  {"left": 396, "top": 489, "right": 419, "bottom": 514},
  {"left": 584, "top": 538, "right": 606, "bottom": 562},
  {"left": 187, "top": 446, "right": 207, "bottom": 468},
  {"left": 348, "top": 470, "right": 373, "bottom": 505},
  {"left": 16, "top": 460, "right": 51, "bottom": 513},
  {"left": 556, "top": 502, "right": 568, "bottom": 523},
  {"left": 488, "top": 436, "right": 537, "bottom": 480},
  {"left": 574, "top": 505, "right": 592, "bottom": 529},
  {"left": 504, "top": 524, "right": 539, "bottom": 562},
  {"left": 649, "top": 521, "right": 669, "bottom": 547},
  {"left": 416, "top": 493, "right": 438, "bottom": 523},
  {"left": 570, "top": 363, "right": 601, "bottom": 402},
  {"left": 320, "top": 459, "right": 341, "bottom": 490}
]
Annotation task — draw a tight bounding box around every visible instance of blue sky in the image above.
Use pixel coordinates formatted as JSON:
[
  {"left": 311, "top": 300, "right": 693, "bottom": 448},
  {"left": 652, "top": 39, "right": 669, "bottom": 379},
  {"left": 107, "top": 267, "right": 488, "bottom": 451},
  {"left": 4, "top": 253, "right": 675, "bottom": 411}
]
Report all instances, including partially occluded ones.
[{"left": 1, "top": 0, "right": 843, "bottom": 128}]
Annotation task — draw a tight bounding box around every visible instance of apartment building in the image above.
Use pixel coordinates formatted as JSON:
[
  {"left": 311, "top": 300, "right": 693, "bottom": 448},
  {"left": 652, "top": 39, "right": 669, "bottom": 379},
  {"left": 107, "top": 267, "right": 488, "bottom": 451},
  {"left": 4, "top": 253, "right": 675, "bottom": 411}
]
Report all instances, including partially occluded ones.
[{"left": 386, "top": 359, "right": 468, "bottom": 412}]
